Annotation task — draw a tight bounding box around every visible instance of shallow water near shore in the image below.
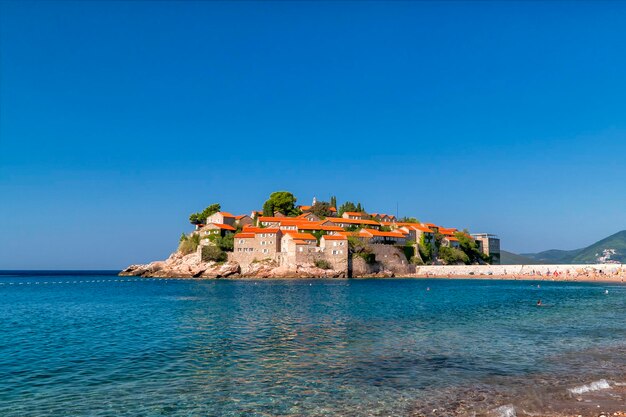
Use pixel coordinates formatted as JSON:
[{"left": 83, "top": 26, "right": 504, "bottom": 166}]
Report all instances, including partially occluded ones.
[{"left": 1, "top": 272, "right": 624, "bottom": 416}]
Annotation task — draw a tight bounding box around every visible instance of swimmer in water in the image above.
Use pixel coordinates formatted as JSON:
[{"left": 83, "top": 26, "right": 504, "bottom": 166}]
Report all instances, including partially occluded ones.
[{"left": 537, "top": 299, "right": 542, "bottom": 306}]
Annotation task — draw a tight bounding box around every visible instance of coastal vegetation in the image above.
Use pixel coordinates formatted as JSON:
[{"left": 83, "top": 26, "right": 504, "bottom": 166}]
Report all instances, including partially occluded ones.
[
  {"left": 179, "top": 233, "right": 201, "bottom": 255},
  {"left": 262, "top": 191, "right": 299, "bottom": 216},
  {"left": 189, "top": 203, "right": 221, "bottom": 225}
]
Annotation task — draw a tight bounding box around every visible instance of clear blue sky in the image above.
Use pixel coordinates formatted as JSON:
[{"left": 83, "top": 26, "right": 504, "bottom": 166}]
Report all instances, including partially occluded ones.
[{"left": 1, "top": 1, "right": 625, "bottom": 269}]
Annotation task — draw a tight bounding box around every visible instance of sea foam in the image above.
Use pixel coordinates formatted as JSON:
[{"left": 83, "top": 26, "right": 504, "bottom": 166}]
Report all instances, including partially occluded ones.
[
  {"left": 491, "top": 404, "right": 516, "bottom": 417},
  {"left": 567, "top": 379, "right": 611, "bottom": 395}
]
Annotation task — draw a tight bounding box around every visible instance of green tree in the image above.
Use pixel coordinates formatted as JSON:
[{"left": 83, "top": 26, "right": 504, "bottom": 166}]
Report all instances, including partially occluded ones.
[
  {"left": 209, "top": 233, "right": 235, "bottom": 252},
  {"left": 418, "top": 234, "right": 433, "bottom": 263},
  {"left": 264, "top": 191, "right": 299, "bottom": 216},
  {"left": 338, "top": 201, "right": 357, "bottom": 216},
  {"left": 330, "top": 196, "right": 337, "bottom": 209},
  {"left": 439, "top": 246, "right": 469, "bottom": 265},
  {"left": 262, "top": 200, "right": 274, "bottom": 217},
  {"left": 310, "top": 201, "right": 332, "bottom": 218},
  {"left": 399, "top": 217, "right": 420, "bottom": 223},
  {"left": 454, "top": 231, "right": 488, "bottom": 264},
  {"left": 189, "top": 203, "right": 221, "bottom": 224}
]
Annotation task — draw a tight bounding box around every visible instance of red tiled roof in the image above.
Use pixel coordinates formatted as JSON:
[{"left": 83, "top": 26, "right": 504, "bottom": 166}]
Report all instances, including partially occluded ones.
[{"left": 234, "top": 233, "right": 254, "bottom": 239}]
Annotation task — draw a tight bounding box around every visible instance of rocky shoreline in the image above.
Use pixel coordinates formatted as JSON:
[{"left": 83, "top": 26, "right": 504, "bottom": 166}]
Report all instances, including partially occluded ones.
[
  {"left": 120, "top": 251, "right": 625, "bottom": 282},
  {"left": 119, "top": 251, "right": 397, "bottom": 279}
]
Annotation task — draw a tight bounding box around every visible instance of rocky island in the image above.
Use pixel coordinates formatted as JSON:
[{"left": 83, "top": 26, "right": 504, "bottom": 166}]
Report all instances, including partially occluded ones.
[{"left": 120, "top": 191, "right": 500, "bottom": 279}]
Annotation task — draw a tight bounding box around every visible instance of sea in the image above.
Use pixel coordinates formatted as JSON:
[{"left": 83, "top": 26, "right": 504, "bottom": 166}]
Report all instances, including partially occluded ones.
[{"left": 0, "top": 271, "right": 624, "bottom": 416}]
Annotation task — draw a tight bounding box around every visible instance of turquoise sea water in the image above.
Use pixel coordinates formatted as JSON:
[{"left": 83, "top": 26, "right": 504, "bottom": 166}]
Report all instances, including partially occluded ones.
[{"left": 0, "top": 272, "right": 624, "bottom": 416}]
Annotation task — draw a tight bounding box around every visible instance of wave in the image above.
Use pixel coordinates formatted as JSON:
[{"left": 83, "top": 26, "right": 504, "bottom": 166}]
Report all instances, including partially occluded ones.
[
  {"left": 567, "top": 379, "right": 611, "bottom": 395},
  {"left": 491, "top": 404, "right": 516, "bottom": 417}
]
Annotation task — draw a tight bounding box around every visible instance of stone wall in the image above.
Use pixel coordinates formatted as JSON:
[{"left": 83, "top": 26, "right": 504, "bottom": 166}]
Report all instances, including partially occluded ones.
[{"left": 413, "top": 264, "right": 624, "bottom": 278}]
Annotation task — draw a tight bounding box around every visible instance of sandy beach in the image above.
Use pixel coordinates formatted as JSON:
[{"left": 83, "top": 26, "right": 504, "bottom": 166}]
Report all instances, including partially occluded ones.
[{"left": 409, "top": 264, "right": 626, "bottom": 284}]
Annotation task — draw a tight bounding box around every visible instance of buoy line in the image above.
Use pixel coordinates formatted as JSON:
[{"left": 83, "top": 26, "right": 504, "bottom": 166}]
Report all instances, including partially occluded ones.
[{"left": 0, "top": 277, "right": 189, "bottom": 286}]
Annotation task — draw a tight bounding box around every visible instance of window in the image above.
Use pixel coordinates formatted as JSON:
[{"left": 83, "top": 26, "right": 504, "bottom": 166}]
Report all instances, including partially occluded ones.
[
  {"left": 332, "top": 250, "right": 339, "bottom": 255},
  {"left": 298, "top": 247, "right": 303, "bottom": 252},
  {"left": 262, "top": 249, "right": 269, "bottom": 254}
]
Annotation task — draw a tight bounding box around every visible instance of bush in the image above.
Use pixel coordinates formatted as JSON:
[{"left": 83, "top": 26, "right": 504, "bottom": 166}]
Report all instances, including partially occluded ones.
[
  {"left": 201, "top": 245, "right": 227, "bottom": 263},
  {"left": 403, "top": 244, "right": 415, "bottom": 260},
  {"left": 213, "top": 234, "right": 234, "bottom": 252},
  {"left": 410, "top": 256, "right": 424, "bottom": 265},
  {"left": 179, "top": 233, "right": 200, "bottom": 255},
  {"left": 439, "top": 246, "right": 469, "bottom": 265},
  {"left": 358, "top": 252, "right": 376, "bottom": 264},
  {"left": 314, "top": 259, "right": 332, "bottom": 270}
]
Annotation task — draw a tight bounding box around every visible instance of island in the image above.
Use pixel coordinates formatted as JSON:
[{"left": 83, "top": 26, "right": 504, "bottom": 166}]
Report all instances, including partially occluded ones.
[{"left": 121, "top": 191, "right": 503, "bottom": 279}]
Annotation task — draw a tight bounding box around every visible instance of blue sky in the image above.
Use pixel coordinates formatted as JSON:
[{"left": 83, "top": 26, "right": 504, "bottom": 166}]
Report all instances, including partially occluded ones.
[{"left": 1, "top": 1, "right": 625, "bottom": 269}]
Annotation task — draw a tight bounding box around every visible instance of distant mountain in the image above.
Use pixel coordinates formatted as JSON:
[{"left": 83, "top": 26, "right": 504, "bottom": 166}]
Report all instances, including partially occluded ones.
[
  {"left": 520, "top": 248, "right": 583, "bottom": 264},
  {"left": 512, "top": 230, "right": 626, "bottom": 264},
  {"left": 500, "top": 251, "right": 544, "bottom": 265}
]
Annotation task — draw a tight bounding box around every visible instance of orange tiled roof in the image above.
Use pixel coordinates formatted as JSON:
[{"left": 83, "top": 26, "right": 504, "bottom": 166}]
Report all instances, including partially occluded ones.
[
  {"left": 322, "top": 234, "right": 347, "bottom": 240},
  {"left": 412, "top": 224, "right": 434, "bottom": 233},
  {"left": 285, "top": 231, "right": 316, "bottom": 241},
  {"left": 205, "top": 223, "right": 236, "bottom": 231},
  {"left": 320, "top": 225, "right": 344, "bottom": 231},
  {"left": 242, "top": 226, "right": 280, "bottom": 234},
  {"left": 234, "top": 233, "right": 254, "bottom": 239},
  {"left": 361, "top": 228, "right": 405, "bottom": 238},
  {"left": 299, "top": 205, "right": 311, "bottom": 211},
  {"left": 329, "top": 207, "right": 337, "bottom": 212},
  {"left": 343, "top": 211, "right": 365, "bottom": 216},
  {"left": 439, "top": 227, "right": 457, "bottom": 236},
  {"left": 325, "top": 218, "right": 380, "bottom": 226},
  {"left": 445, "top": 236, "right": 459, "bottom": 241},
  {"left": 217, "top": 212, "right": 235, "bottom": 218}
]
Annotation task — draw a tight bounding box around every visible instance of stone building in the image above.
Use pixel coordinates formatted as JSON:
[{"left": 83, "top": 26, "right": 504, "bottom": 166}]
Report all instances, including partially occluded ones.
[
  {"left": 470, "top": 233, "right": 501, "bottom": 264},
  {"left": 206, "top": 211, "right": 236, "bottom": 226}
]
